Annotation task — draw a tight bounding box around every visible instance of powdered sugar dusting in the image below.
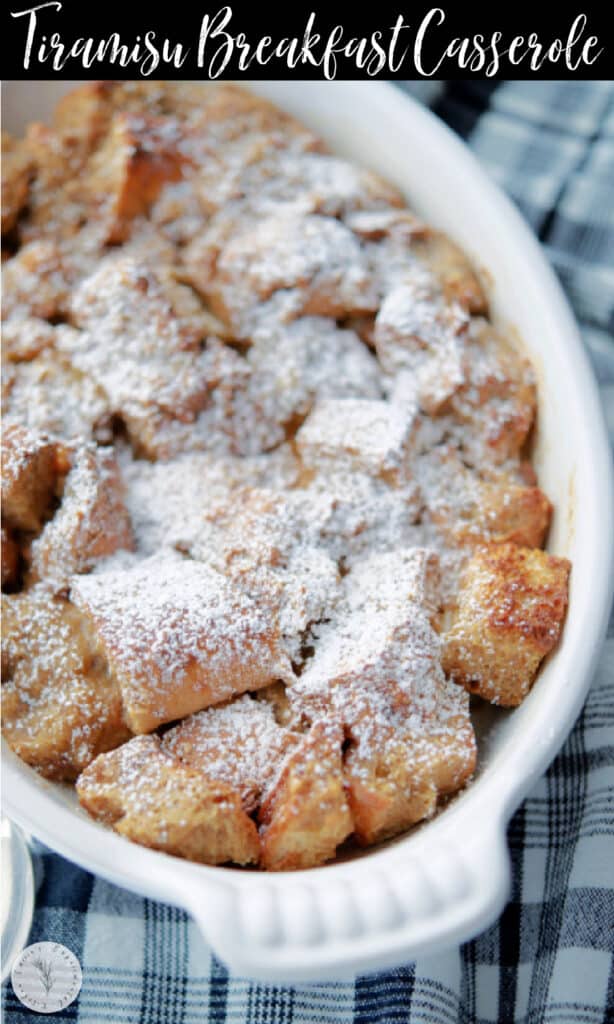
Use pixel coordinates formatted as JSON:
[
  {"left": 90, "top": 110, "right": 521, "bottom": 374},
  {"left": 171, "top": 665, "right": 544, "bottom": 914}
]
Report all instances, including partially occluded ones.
[{"left": 1, "top": 81, "right": 560, "bottom": 870}]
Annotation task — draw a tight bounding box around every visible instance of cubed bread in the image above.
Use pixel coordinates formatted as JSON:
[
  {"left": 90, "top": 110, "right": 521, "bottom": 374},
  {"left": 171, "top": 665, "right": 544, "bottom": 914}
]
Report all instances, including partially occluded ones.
[
  {"left": 68, "top": 258, "right": 211, "bottom": 444},
  {"left": 1, "top": 318, "right": 57, "bottom": 363},
  {"left": 374, "top": 276, "right": 468, "bottom": 413},
  {"left": 70, "top": 552, "right": 295, "bottom": 733},
  {"left": 442, "top": 543, "right": 571, "bottom": 706},
  {"left": 296, "top": 465, "right": 422, "bottom": 569},
  {"left": 1, "top": 588, "right": 131, "bottom": 780},
  {"left": 296, "top": 398, "right": 418, "bottom": 481},
  {"left": 114, "top": 338, "right": 250, "bottom": 460},
  {"left": 291, "top": 548, "right": 476, "bottom": 845},
  {"left": 2, "top": 350, "right": 112, "bottom": 443},
  {"left": 52, "top": 81, "right": 116, "bottom": 150},
  {"left": 411, "top": 228, "right": 487, "bottom": 315},
  {"left": 86, "top": 113, "right": 185, "bottom": 243},
  {"left": 344, "top": 698, "right": 476, "bottom": 846},
  {"left": 21, "top": 121, "right": 91, "bottom": 240},
  {"left": 164, "top": 694, "right": 301, "bottom": 814},
  {"left": 187, "top": 485, "right": 341, "bottom": 663},
  {"left": 30, "top": 445, "right": 134, "bottom": 584},
  {"left": 244, "top": 318, "right": 382, "bottom": 446},
  {"left": 419, "top": 447, "right": 552, "bottom": 550},
  {"left": 1, "top": 423, "right": 64, "bottom": 533},
  {"left": 1, "top": 132, "right": 32, "bottom": 234},
  {"left": 449, "top": 319, "right": 536, "bottom": 466},
  {"left": 259, "top": 720, "right": 353, "bottom": 870},
  {"left": 76, "top": 734, "right": 260, "bottom": 866},
  {"left": 2, "top": 240, "right": 71, "bottom": 322},
  {"left": 205, "top": 211, "right": 377, "bottom": 334}
]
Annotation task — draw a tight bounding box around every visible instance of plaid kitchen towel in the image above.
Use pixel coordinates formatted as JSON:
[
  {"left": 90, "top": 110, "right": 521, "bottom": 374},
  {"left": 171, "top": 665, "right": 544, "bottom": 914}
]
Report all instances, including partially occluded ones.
[{"left": 3, "top": 81, "right": 614, "bottom": 1024}]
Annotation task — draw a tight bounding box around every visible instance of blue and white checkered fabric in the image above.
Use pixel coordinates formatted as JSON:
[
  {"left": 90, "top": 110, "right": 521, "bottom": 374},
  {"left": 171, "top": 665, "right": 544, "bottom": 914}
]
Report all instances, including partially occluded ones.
[{"left": 3, "top": 81, "right": 613, "bottom": 1024}]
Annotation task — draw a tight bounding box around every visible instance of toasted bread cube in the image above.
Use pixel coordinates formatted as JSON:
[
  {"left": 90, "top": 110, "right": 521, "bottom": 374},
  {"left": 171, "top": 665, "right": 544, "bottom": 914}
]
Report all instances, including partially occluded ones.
[
  {"left": 345, "top": 695, "right": 476, "bottom": 847},
  {"left": 2, "top": 132, "right": 32, "bottom": 234},
  {"left": 86, "top": 113, "right": 185, "bottom": 243},
  {"left": 96, "top": 336, "right": 249, "bottom": 461},
  {"left": 1, "top": 423, "right": 63, "bottom": 533},
  {"left": 71, "top": 552, "right": 294, "bottom": 734},
  {"left": 244, "top": 318, "right": 382, "bottom": 443},
  {"left": 374, "top": 277, "right": 468, "bottom": 413},
  {"left": 292, "top": 548, "right": 443, "bottom": 716},
  {"left": 411, "top": 229, "right": 487, "bottom": 315},
  {"left": 30, "top": 446, "right": 134, "bottom": 584},
  {"left": 259, "top": 720, "right": 353, "bottom": 870},
  {"left": 188, "top": 485, "right": 341, "bottom": 663},
  {"left": 291, "top": 548, "right": 476, "bottom": 845},
  {"left": 419, "top": 447, "right": 552, "bottom": 550},
  {"left": 164, "top": 694, "right": 301, "bottom": 814},
  {"left": 449, "top": 319, "right": 536, "bottom": 466},
  {"left": 341, "top": 658, "right": 476, "bottom": 846},
  {"left": 1, "top": 588, "right": 131, "bottom": 780},
  {"left": 296, "top": 398, "right": 418, "bottom": 481},
  {"left": 2, "top": 351, "right": 112, "bottom": 443},
  {"left": 77, "top": 734, "right": 260, "bottom": 866},
  {"left": 52, "top": 81, "right": 116, "bottom": 150},
  {"left": 19, "top": 121, "right": 94, "bottom": 242},
  {"left": 296, "top": 466, "right": 421, "bottom": 570},
  {"left": 1, "top": 526, "right": 19, "bottom": 589},
  {"left": 206, "top": 211, "right": 377, "bottom": 334},
  {"left": 1, "top": 318, "right": 57, "bottom": 362},
  {"left": 2, "top": 240, "right": 71, "bottom": 322},
  {"left": 442, "top": 543, "right": 571, "bottom": 706},
  {"left": 68, "top": 258, "right": 210, "bottom": 434}
]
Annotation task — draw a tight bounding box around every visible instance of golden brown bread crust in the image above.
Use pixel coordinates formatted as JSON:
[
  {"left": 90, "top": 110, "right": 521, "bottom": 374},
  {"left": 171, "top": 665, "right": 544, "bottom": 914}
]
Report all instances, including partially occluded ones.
[
  {"left": 70, "top": 553, "right": 295, "bottom": 734},
  {"left": 1, "top": 588, "right": 131, "bottom": 780},
  {"left": 203, "top": 211, "right": 378, "bottom": 335},
  {"left": 442, "top": 543, "right": 571, "bottom": 706},
  {"left": 76, "top": 734, "right": 260, "bottom": 866},
  {"left": 290, "top": 549, "right": 476, "bottom": 847},
  {"left": 1, "top": 423, "right": 64, "bottom": 533},
  {"left": 2, "top": 352, "right": 112, "bottom": 444},
  {"left": 411, "top": 228, "right": 488, "bottom": 315},
  {"left": 344, "top": 706, "right": 476, "bottom": 847},
  {"left": 422, "top": 447, "right": 552, "bottom": 551},
  {"left": 163, "top": 694, "right": 302, "bottom": 815},
  {"left": 86, "top": 113, "right": 185, "bottom": 243},
  {"left": 259, "top": 720, "right": 353, "bottom": 871},
  {"left": 1, "top": 240, "right": 71, "bottom": 323},
  {"left": 1, "top": 318, "right": 57, "bottom": 363},
  {"left": 29, "top": 445, "right": 134, "bottom": 585},
  {"left": 20, "top": 121, "right": 91, "bottom": 241},
  {"left": 449, "top": 320, "right": 537, "bottom": 466},
  {"left": 1, "top": 132, "right": 32, "bottom": 235}
]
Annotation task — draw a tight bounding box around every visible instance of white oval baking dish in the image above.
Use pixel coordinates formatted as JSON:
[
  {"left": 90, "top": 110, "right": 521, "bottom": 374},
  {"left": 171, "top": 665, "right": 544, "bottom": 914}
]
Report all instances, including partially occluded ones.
[{"left": 2, "top": 81, "right": 613, "bottom": 983}]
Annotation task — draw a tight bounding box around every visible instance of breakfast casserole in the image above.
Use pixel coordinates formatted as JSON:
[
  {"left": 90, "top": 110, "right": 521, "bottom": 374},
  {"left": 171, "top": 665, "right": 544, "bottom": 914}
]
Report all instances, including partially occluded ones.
[{"left": 1, "top": 82, "right": 570, "bottom": 870}]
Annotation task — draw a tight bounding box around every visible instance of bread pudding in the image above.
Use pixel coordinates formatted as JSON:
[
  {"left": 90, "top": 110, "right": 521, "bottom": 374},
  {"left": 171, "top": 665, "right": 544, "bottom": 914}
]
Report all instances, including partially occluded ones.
[{"left": 1, "top": 83, "right": 570, "bottom": 870}]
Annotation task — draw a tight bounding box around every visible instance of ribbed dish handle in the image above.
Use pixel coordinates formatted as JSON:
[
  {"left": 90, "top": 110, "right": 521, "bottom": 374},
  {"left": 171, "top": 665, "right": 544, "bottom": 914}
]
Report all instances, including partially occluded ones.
[{"left": 175, "top": 819, "right": 511, "bottom": 982}]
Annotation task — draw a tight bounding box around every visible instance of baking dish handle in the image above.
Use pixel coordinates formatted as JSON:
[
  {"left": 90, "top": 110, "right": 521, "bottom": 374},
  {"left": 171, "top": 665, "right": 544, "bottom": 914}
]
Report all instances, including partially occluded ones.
[{"left": 176, "top": 817, "right": 511, "bottom": 982}]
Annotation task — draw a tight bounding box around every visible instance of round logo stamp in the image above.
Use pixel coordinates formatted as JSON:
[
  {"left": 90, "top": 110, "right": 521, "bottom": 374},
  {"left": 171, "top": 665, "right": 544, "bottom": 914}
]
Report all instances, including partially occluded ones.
[{"left": 11, "top": 941, "right": 82, "bottom": 1014}]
